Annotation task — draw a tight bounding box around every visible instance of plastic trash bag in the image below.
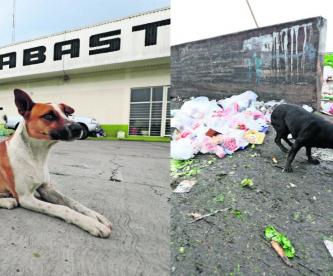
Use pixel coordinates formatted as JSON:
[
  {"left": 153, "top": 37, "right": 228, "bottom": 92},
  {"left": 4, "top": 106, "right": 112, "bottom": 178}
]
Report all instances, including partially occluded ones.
[
  {"left": 171, "top": 91, "right": 281, "bottom": 160},
  {"left": 322, "top": 101, "right": 333, "bottom": 115},
  {"left": 171, "top": 138, "right": 195, "bottom": 160}
]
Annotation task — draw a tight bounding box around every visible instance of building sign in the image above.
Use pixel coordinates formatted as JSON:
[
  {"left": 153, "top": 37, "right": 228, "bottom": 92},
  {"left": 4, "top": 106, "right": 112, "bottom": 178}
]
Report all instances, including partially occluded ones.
[{"left": 0, "top": 19, "right": 170, "bottom": 70}]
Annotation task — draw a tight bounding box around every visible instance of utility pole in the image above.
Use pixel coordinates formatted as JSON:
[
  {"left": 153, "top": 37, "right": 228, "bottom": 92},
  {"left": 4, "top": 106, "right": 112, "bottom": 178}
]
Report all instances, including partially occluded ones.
[
  {"left": 245, "top": 0, "right": 259, "bottom": 28},
  {"left": 12, "top": 0, "right": 16, "bottom": 43}
]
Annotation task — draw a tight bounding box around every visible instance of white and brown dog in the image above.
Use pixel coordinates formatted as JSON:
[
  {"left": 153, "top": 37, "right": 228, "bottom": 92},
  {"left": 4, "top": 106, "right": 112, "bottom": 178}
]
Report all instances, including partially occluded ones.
[{"left": 0, "top": 89, "right": 111, "bottom": 238}]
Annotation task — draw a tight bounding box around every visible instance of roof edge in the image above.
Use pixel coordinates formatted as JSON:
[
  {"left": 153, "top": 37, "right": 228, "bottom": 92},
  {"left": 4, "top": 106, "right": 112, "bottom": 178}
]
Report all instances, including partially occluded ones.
[{"left": 0, "top": 6, "right": 170, "bottom": 50}]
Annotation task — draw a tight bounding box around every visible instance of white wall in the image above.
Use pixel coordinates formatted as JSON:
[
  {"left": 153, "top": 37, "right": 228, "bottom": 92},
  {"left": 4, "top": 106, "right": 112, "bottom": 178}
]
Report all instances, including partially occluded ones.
[{"left": 0, "top": 64, "right": 170, "bottom": 125}]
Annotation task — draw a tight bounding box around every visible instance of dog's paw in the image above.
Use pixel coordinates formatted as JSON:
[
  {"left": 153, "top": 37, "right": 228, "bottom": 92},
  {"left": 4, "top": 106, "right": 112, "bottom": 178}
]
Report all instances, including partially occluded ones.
[
  {"left": 308, "top": 159, "right": 320, "bottom": 165},
  {"left": 282, "top": 166, "right": 293, "bottom": 173},
  {"left": 85, "top": 218, "right": 112, "bottom": 238},
  {"left": 90, "top": 212, "right": 112, "bottom": 230},
  {"left": 0, "top": 198, "right": 18, "bottom": 209}
]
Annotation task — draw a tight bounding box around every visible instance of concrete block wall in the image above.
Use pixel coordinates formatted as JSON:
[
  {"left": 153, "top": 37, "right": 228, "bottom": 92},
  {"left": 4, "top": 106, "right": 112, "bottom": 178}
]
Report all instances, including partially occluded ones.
[{"left": 171, "top": 17, "right": 327, "bottom": 108}]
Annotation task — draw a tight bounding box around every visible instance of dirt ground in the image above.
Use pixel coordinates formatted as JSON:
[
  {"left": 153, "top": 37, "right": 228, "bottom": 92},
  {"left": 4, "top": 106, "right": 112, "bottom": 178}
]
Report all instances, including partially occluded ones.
[
  {"left": 0, "top": 140, "right": 170, "bottom": 276},
  {"left": 171, "top": 126, "right": 333, "bottom": 275}
]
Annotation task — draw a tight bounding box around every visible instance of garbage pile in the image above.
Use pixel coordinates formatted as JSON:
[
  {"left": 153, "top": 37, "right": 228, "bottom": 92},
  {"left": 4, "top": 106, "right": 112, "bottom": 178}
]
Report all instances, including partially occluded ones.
[
  {"left": 171, "top": 91, "right": 283, "bottom": 160},
  {"left": 321, "top": 101, "right": 333, "bottom": 115}
]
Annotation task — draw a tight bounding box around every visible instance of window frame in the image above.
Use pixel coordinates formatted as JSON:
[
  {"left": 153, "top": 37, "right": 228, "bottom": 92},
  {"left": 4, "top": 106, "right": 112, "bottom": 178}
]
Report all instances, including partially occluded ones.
[{"left": 129, "top": 85, "right": 170, "bottom": 137}]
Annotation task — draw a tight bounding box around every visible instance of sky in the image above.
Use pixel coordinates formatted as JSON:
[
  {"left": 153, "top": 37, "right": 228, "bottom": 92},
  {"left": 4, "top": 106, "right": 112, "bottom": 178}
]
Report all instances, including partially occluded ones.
[
  {"left": 1, "top": 0, "right": 332, "bottom": 51},
  {"left": 0, "top": 0, "right": 170, "bottom": 47},
  {"left": 171, "top": 0, "right": 333, "bottom": 52}
]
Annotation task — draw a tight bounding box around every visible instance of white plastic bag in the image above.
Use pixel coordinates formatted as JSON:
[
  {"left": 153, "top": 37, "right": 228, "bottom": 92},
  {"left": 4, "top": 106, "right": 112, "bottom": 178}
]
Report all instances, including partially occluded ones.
[{"left": 170, "top": 138, "right": 194, "bottom": 160}]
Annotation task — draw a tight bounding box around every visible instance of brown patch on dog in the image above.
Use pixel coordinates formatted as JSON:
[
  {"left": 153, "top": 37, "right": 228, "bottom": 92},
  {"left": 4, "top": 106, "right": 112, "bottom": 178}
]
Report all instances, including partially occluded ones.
[{"left": 0, "top": 139, "right": 17, "bottom": 199}]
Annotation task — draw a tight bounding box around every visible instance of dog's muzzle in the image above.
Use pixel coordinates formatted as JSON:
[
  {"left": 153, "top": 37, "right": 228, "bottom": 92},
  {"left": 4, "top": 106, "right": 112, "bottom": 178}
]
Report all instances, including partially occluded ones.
[{"left": 49, "top": 123, "right": 83, "bottom": 141}]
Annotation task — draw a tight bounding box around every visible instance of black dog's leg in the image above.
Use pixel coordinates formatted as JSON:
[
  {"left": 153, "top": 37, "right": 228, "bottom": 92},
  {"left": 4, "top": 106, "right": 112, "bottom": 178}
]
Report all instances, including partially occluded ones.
[
  {"left": 284, "top": 120, "right": 320, "bottom": 172},
  {"left": 284, "top": 141, "right": 302, "bottom": 172},
  {"left": 306, "top": 147, "right": 320, "bottom": 165},
  {"left": 275, "top": 133, "right": 289, "bottom": 153},
  {"left": 282, "top": 136, "right": 293, "bottom": 147}
]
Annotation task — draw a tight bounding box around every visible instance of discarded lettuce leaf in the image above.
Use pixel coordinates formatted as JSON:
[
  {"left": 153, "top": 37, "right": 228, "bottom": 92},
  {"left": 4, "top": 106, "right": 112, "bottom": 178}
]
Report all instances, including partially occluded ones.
[
  {"left": 232, "top": 209, "right": 242, "bottom": 218},
  {"left": 264, "top": 226, "right": 295, "bottom": 258},
  {"left": 32, "top": 252, "right": 41, "bottom": 258},
  {"left": 170, "top": 159, "right": 193, "bottom": 172},
  {"left": 241, "top": 178, "right": 254, "bottom": 187},
  {"left": 171, "top": 159, "right": 200, "bottom": 178},
  {"left": 213, "top": 194, "right": 225, "bottom": 203}
]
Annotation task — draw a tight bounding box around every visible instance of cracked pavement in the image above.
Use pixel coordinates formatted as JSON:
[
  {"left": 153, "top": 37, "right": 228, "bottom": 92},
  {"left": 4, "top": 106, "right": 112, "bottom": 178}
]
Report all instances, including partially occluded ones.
[{"left": 0, "top": 139, "right": 170, "bottom": 276}]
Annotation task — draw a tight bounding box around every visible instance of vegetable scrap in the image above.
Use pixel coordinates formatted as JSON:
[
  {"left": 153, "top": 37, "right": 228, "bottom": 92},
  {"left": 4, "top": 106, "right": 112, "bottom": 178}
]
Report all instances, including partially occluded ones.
[
  {"left": 270, "top": 240, "right": 293, "bottom": 267},
  {"left": 170, "top": 159, "right": 200, "bottom": 178},
  {"left": 178, "top": 247, "right": 185, "bottom": 254},
  {"left": 213, "top": 194, "right": 225, "bottom": 203},
  {"left": 232, "top": 209, "right": 243, "bottom": 219},
  {"left": 32, "top": 252, "right": 41, "bottom": 258},
  {"left": 241, "top": 178, "right": 254, "bottom": 188},
  {"left": 264, "top": 225, "right": 295, "bottom": 267},
  {"left": 171, "top": 91, "right": 283, "bottom": 160}
]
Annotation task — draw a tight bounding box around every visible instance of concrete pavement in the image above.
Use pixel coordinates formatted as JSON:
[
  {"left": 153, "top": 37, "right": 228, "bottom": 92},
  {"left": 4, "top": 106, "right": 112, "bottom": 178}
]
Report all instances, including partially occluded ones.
[{"left": 0, "top": 140, "right": 170, "bottom": 276}]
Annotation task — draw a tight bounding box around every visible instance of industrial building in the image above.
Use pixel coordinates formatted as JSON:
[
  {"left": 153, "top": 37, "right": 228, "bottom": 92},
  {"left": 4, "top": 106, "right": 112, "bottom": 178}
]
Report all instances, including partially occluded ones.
[{"left": 0, "top": 7, "right": 170, "bottom": 138}]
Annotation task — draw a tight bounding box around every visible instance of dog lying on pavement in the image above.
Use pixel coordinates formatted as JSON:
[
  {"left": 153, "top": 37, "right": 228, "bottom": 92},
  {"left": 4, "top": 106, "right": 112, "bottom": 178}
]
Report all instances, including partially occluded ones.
[
  {"left": 0, "top": 89, "right": 112, "bottom": 238},
  {"left": 271, "top": 103, "right": 332, "bottom": 172}
]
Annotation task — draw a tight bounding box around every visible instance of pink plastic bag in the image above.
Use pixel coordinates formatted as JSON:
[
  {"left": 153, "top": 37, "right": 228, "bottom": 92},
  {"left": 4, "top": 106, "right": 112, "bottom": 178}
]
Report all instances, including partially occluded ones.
[{"left": 222, "top": 137, "right": 238, "bottom": 153}]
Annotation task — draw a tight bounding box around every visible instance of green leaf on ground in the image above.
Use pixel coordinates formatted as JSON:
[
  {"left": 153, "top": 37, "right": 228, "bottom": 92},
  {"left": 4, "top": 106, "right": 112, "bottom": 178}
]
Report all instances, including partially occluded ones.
[
  {"left": 178, "top": 247, "right": 185, "bottom": 254},
  {"left": 232, "top": 209, "right": 242, "bottom": 219},
  {"left": 171, "top": 159, "right": 200, "bottom": 178},
  {"left": 241, "top": 178, "right": 254, "bottom": 188},
  {"left": 213, "top": 194, "right": 225, "bottom": 203},
  {"left": 264, "top": 225, "right": 296, "bottom": 258}
]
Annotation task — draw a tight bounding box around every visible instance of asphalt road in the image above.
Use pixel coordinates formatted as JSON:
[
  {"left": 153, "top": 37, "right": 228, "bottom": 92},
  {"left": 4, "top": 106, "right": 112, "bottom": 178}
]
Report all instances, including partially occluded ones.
[{"left": 0, "top": 140, "right": 170, "bottom": 276}]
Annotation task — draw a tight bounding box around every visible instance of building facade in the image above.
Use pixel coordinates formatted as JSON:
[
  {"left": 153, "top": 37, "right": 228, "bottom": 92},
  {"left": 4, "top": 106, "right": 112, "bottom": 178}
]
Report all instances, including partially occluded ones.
[{"left": 0, "top": 8, "right": 170, "bottom": 138}]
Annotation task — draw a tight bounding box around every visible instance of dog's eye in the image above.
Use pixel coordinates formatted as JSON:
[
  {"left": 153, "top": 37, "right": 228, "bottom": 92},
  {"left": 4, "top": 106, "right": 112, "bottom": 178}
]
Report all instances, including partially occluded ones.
[{"left": 42, "top": 112, "right": 57, "bottom": 121}]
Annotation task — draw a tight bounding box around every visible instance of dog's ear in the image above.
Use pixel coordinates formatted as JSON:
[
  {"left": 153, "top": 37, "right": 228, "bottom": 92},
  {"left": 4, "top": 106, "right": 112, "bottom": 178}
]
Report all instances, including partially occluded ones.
[
  {"left": 59, "top": 103, "right": 75, "bottom": 115},
  {"left": 14, "top": 89, "right": 35, "bottom": 117}
]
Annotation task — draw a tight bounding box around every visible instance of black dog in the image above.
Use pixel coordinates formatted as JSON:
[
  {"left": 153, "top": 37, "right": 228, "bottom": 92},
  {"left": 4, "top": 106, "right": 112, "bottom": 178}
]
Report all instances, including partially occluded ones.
[{"left": 271, "top": 103, "right": 333, "bottom": 172}]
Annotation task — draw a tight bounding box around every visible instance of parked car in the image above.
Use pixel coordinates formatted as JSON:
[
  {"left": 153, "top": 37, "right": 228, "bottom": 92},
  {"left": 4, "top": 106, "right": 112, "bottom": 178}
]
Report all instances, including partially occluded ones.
[{"left": 3, "top": 114, "right": 103, "bottom": 139}]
